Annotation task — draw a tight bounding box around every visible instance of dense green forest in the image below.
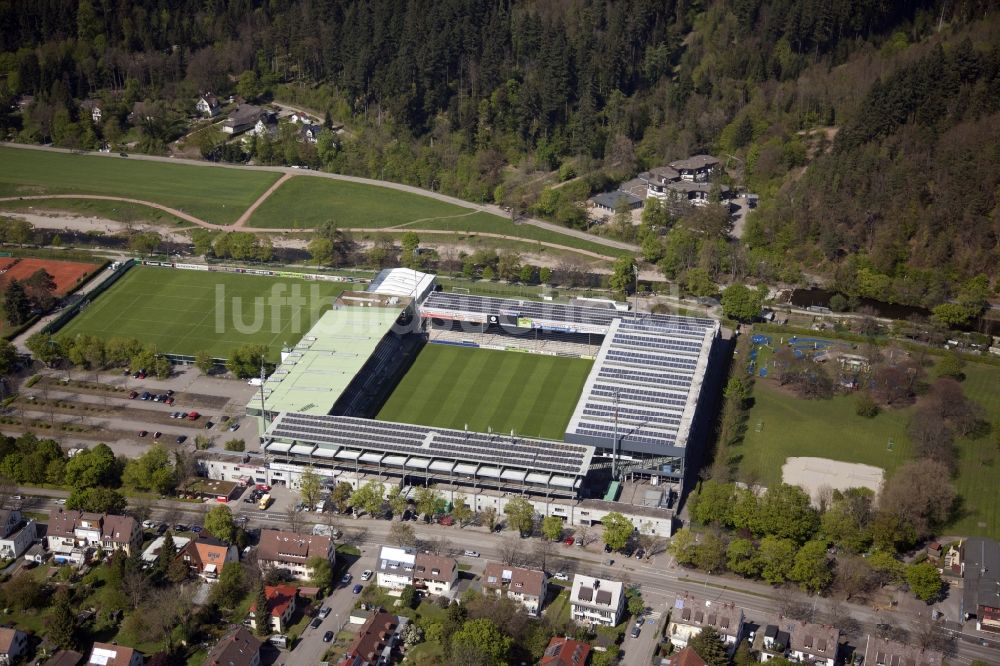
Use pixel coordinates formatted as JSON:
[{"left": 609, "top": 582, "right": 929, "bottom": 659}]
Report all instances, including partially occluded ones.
[{"left": 0, "top": 0, "right": 997, "bottom": 307}]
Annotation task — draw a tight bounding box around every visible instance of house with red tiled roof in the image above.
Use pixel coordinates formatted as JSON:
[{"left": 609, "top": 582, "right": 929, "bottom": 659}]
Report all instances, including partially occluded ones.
[
  {"left": 666, "top": 646, "right": 708, "bottom": 666},
  {"left": 412, "top": 553, "right": 457, "bottom": 597},
  {"left": 86, "top": 642, "right": 142, "bottom": 666},
  {"left": 249, "top": 585, "right": 298, "bottom": 633},
  {"left": 179, "top": 533, "right": 238, "bottom": 581},
  {"left": 540, "top": 636, "right": 590, "bottom": 666}
]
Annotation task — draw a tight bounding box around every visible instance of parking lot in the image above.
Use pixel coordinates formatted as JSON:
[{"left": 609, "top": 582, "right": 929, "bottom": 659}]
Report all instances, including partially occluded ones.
[{"left": 10, "top": 365, "right": 260, "bottom": 458}]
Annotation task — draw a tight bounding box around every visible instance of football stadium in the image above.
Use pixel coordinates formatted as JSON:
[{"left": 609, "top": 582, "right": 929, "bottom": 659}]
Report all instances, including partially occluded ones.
[{"left": 245, "top": 268, "right": 722, "bottom": 528}]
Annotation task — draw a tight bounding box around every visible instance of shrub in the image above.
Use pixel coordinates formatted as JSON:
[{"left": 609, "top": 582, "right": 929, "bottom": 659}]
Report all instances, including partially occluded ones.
[
  {"left": 855, "top": 392, "right": 879, "bottom": 418},
  {"left": 224, "top": 438, "right": 245, "bottom": 452}
]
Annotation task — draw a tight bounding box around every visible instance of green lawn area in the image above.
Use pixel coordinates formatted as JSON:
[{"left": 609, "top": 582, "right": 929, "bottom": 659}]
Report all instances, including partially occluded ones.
[
  {"left": 247, "top": 178, "right": 619, "bottom": 255},
  {"left": 738, "top": 358, "right": 1000, "bottom": 539},
  {"left": 0, "top": 147, "right": 279, "bottom": 225},
  {"left": 245, "top": 176, "right": 477, "bottom": 229},
  {"left": 947, "top": 361, "right": 1000, "bottom": 538},
  {"left": 737, "top": 380, "right": 913, "bottom": 487},
  {"left": 59, "top": 265, "right": 346, "bottom": 359},
  {"left": 545, "top": 589, "right": 572, "bottom": 625},
  {"left": 377, "top": 344, "right": 592, "bottom": 440},
  {"left": 0, "top": 196, "right": 193, "bottom": 227}
]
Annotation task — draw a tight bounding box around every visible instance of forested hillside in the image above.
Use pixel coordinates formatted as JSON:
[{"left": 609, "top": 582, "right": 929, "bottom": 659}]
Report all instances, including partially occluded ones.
[{"left": 0, "top": 0, "right": 997, "bottom": 301}]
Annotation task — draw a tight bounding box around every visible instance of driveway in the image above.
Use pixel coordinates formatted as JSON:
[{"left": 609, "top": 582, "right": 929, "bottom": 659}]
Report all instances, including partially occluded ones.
[{"left": 275, "top": 550, "right": 373, "bottom": 665}]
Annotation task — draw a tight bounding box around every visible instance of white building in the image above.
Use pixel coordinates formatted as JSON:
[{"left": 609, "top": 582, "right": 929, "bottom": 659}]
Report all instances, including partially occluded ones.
[
  {"left": 570, "top": 574, "right": 624, "bottom": 627},
  {"left": 376, "top": 545, "right": 415, "bottom": 591},
  {"left": 0, "top": 510, "right": 36, "bottom": 560}
]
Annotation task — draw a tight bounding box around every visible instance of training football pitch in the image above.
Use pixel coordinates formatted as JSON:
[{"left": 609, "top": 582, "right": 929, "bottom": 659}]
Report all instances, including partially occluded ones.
[
  {"left": 59, "top": 266, "right": 346, "bottom": 359},
  {"left": 377, "top": 344, "right": 593, "bottom": 440}
]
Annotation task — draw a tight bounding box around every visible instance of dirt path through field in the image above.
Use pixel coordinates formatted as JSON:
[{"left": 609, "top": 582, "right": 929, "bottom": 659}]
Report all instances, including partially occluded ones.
[
  {"left": 0, "top": 196, "right": 621, "bottom": 261},
  {"left": 231, "top": 173, "right": 292, "bottom": 228}
]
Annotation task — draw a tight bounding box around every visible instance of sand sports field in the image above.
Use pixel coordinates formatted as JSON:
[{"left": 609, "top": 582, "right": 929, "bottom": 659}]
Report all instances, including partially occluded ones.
[{"left": 781, "top": 456, "right": 884, "bottom": 505}]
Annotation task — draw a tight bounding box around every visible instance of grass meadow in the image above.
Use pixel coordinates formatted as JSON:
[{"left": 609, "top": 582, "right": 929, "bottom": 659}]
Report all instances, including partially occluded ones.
[
  {"left": 0, "top": 147, "right": 279, "bottom": 225},
  {"left": 377, "top": 344, "right": 592, "bottom": 440},
  {"left": 59, "top": 266, "right": 346, "bottom": 359},
  {"left": 737, "top": 355, "right": 1000, "bottom": 539}
]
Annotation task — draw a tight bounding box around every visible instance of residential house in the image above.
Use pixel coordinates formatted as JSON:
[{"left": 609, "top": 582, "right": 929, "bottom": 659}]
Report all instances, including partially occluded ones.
[
  {"left": 86, "top": 643, "right": 142, "bottom": 666},
  {"left": 300, "top": 123, "right": 322, "bottom": 144},
  {"left": 44, "top": 650, "right": 84, "bottom": 666},
  {"left": 753, "top": 615, "right": 839, "bottom": 665},
  {"left": 667, "top": 594, "right": 745, "bottom": 653},
  {"left": 223, "top": 104, "right": 264, "bottom": 135},
  {"left": 335, "top": 611, "right": 408, "bottom": 666},
  {"left": 249, "top": 112, "right": 278, "bottom": 138},
  {"left": 23, "top": 542, "right": 46, "bottom": 565},
  {"left": 47, "top": 509, "right": 141, "bottom": 562},
  {"left": 540, "top": 636, "right": 590, "bottom": 666},
  {"left": 961, "top": 537, "right": 1000, "bottom": 633},
  {"left": 257, "top": 529, "right": 335, "bottom": 579},
  {"left": 376, "top": 545, "right": 415, "bottom": 591},
  {"left": 0, "top": 509, "right": 36, "bottom": 560},
  {"left": 482, "top": 562, "right": 548, "bottom": 616},
  {"left": 140, "top": 535, "right": 191, "bottom": 565},
  {"left": 80, "top": 99, "right": 102, "bottom": 124},
  {"left": 863, "top": 634, "right": 943, "bottom": 666},
  {"left": 204, "top": 626, "right": 260, "bottom": 666},
  {"left": 101, "top": 514, "right": 142, "bottom": 555},
  {"left": 412, "top": 553, "right": 458, "bottom": 597},
  {"left": 0, "top": 627, "right": 28, "bottom": 666},
  {"left": 569, "top": 574, "right": 624, "bottom": 627},
  {"left": 196, "top": 93, "right": 221, "bottom": 118},
  {"left": 178, "top": 533, "right": 239, "bottom": 580},
  {"left": 249, "top": 585, "right": 298, "bottom": 633},
  {"left": 666, "top": 647, "right": 708, "bottom": 666},
  {"left": 669, "top": 155, "right": 720, "bottom": 182}
]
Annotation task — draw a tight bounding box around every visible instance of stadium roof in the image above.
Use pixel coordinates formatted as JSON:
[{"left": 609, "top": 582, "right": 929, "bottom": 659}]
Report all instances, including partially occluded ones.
[
  {"left": 263, "top": 413, "right": 594, "bottom": 490},
  {"left": 368, "top": 267, "right": 436, "bottom": 302},
  {"left": 566, "top": 317, "right": 718, "bottom": 456},
  {"left": 252, "top": 305, "right": 403, "bottom": 415},
  {"left": 421, "top": 292, "right": 715, "bottom": 336}
]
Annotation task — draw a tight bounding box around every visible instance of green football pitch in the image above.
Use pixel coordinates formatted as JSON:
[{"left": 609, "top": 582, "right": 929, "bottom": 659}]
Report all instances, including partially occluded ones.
[
  {"left": 59, "top": 266, "right": 347, "bottom": 359},
  {"left": 376, "top": 344, "right": 593, "bottom": 440}
]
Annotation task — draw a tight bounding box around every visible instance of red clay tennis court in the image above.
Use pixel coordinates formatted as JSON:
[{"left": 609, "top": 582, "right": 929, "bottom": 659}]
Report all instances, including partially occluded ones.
[{"left": 0, "top": 257, "right": 102, "bottom": 296}]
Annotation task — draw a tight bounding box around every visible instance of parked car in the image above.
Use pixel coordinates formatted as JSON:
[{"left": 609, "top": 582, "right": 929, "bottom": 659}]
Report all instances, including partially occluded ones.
[
  {"left": 630, "top": 626, "right": 641, "bottom": 638},
  {"left": 563, "top": 537, "right": 575, "bottom": 547},
  {"left": 309, "top": 618, "right": 322, "bottom": 629},
  {"left": 323, "top": 631, "right": 333, "bottom": 642},
  {"left": 463, "top": 550, "right": 480, "bottom": 558},
  {"left": 153, "top": 431, "right": 162, "bottom": 439},
  {"left": 635, "top": 549, "right": 645, "bottom": 559},
  {"left": 55, "top": 498, "right": 66, "bottom": 505},
  {"left": 228, "top": 423, "right": 239, "bottom": 432},
  {"left": 142, "top": 520, "right": 155, "bottom": 529},
  {"left": 140, "top": 392, "right": 151, "bottom": 400},
  {"left": 128, "top": 391, "right": 138, "bottom": 399},
  {"left": 341, "top": 573, "right": 352, "bottom": 584},
  {"left": 187, "top": 411, "right": 200, "bottom": 420},
  {"left": 437, "top": 515, "right": 455, "bottom": 526},
  {"left": 138, "top": 430, "right": 148, "bottom": 437},
  {"left": 360, "top": 570, "right": 373, "bottom": 581},
  {"left": 604, "top": 544, "right": 612, "bottom": 553},
  {"left": 175, "top": 435, "right": 186, "bottom": 444},
  {"left": 553, "top": 572, "right": 569, "bottom": 581},
  {"left": 166, "top": 389, "right": 175, "bottom": 396},
  {"left": 204, "top": 421, "right": 214, "bottom": 429},
  {"left": 165, "top": 397, "right": 174, "bottom": 405},
  {"left": 352, "top": 584, "right": 363, "bottom": 594},
  {"left": 319, "top": 607, "right": 331, "bottom": 619}
]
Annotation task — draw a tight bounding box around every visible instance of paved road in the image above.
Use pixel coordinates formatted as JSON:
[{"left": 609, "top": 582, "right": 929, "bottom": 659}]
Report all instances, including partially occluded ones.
[
  {"left": 14, "top": 487, "right": 1000, "bottom": 665},
  {"left": 1, "top": 142, "right": 638, "bottom": 254}
]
